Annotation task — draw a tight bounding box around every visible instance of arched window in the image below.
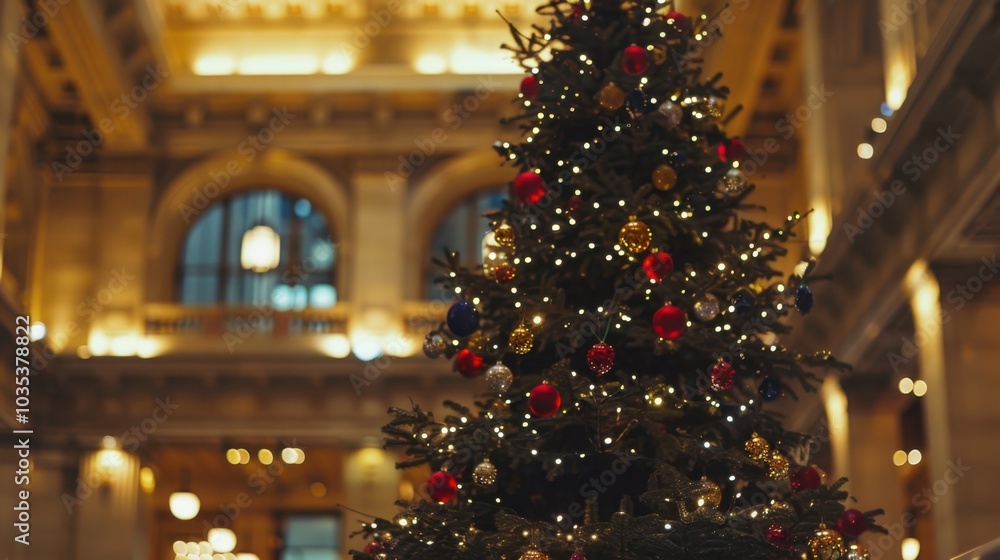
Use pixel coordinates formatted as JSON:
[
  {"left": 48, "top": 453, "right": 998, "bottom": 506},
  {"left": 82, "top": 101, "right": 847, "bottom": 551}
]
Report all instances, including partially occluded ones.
[
  {"left": 178, "top": 190, "right": 336, "bottom": 309},
  {"left": 425, "top": 189, "right": 505, "bottom": 300}
]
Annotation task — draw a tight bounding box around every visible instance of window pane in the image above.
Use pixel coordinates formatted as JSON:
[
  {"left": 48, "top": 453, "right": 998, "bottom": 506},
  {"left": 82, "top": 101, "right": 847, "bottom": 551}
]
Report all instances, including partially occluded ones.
[
  {"left": 281, "top": 515, "right": 339, "bottom": 560},
  {"left": 426, "top": 189, "right": 505, "bottom": 300},
  {"left": 183, "top": 204, "right": 223, "bottom": 266}
]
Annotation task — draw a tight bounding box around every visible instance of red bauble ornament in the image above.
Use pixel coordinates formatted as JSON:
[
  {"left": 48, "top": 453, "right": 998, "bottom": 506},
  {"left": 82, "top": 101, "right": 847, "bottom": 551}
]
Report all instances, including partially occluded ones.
[
  {"left": 643, "top": 251, "right": 674, "bottom": 282},
  {"left": 528, "top": 384, "right": 562, "bottom": 417},
  {"left": 454, "top": 349, "right": 484, "bottom": 378},
  {"left": 520, "top": 75, "right": 540, "bottom": 100},
  {"left": 767, "top": 525, "right": 791, "bottom": 550},
  {"left": 587, "top": 343, "right": 615, "bottom": 375},
  {"left": 623, "top": 44, "right": 650, "bottom": 75},
  {"left": 426, "top": 471, "right": 458, "bottom": 502},
  {"left": 667, "top": 11, "right": 692, "bottom": 33},
  {"left": 837, "top": 509, "right": 869, "bottom": 538},
  {"left": 710, "top": 360, "right": 736, "bottom": 391},
  {"left": 717, "top": 138, "right": 745, "bottom": 163},
  {"left": 493, "top": 265, "right": 516, "bottom": 283},
  {"left": 790, "top": 466, "right": 823, "bottom": 492},
  {"left": 364, "top": 542, "right": 384, "bottom": 554},
  {"left": 652, "top": 305, "right": 686, "bottom": 340},
  {"left": 567, "top": 195, "right": 583, "bottom": 212},
  {"left": 513, "top": 171, "right": 546, "bottom": 204}
]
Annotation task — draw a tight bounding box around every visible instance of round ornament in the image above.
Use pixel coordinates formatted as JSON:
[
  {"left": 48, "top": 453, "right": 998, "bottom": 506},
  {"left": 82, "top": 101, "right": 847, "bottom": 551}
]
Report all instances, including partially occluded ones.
[
  {"left": 845, "top": 543, "right": 871, "bottom": 560},
  {"left": 426, "top": 471, "right": 458, "bottom": 502},
  {"left": 745, "top": 432, "right": 771, "bottom": 462},
  {"left": 619, "top": 217, "right": 652, "bottom": 254},
  {"left": 808, "top": 524, "right": 845, "bottom": 560},
  {"left": 567, "top": 195, "right": 583, "bottom": 212},
  {"left": 837, "top": 509, "right": 869, "bottom": 538},
  {"left": 626, "top": 89, "right": 647, "bottom": 120},
  {"left": 519, "top": 549, "right": 550, "bottom": 560},
  {"left": 700, "top": 96, "right": 724, "bottom": 120},
  {"left": 514, "top": 171, "right": 546, "bottom": 205},
  {"left": 472, "top": 459, "right": 498, "bottom": 486},
  {"left": 718, "top": 168, "right": 747, "bottom": 195},
  {"left": 597, "top": 82, "right": 626, "bottom": 111},
  {"left": 652, "top": 305, "right": 686, "bottom": 340},
  {"left": 768, "top": 450, "right": 789, "bottom": 479},
  {"left": 642, "top": 251, "right": 674, "bottom": 282},
  {"left": 520, "top": 75, "right": 540, "bottom": 100},
  {"left": 494, "top": 265, "right": 516, "bottom": 283},
  {"left": 717, "top": 137, "right": 744, "bottom": 162},
  {"left": 569, "top": 551, "right": 587, "bottom": 560},
  {"left": 447, "top": 301, "right": 480, "bottom": 336},
  {"left": 758, "top": 377, "right": 782, "bottom": 401},
  {"left": 710, "top": 360, "right": 736, "bottom": 391},
  {"left": 693, "top": 294, "right": 720, "bottom": 321},
  {"left": 790, "top": 466, "right": 823, "bottom": 491},
  {"left": 454, "top": 349, "right": 484, "bottom": 378},
  {"left": 623, "top": 44, "right": 650, "bottom": 74},
  {"left": 494, "top": 223, "right": 516, "bottom": 248},
  {"left": 690, "top": 478, "right": 722, "bottom": 509},
  {"left": 509, "top": 326, "right": 534, "bottom": 354},
  {"left": 423, "top": 334, "right": 447, "bottom": 358},
  {"left": 587, "top": 342, "right": 615, "bottom": 375},
  {"left": 767, "top": 525, "right": 791, "bottom": 550},
  {"left": 658, "top": 100, "right": 683, "bottom": 129},
  {"left": 364, "top": 541, "right": 384, "bottom": 554},
  {"left": 652, "top": 164, "right": 678, "bottom": 190},
  {"left": 795, "top": 284, "right": 814, "bottom": 314},
  {"left": 485, "top": 363, "right": 514, "bottom": 392},
  {"left": 528, "top": 384, "right": 561, "bottom": 417},
  {"left": 732, "top": 289, "right": 756, "bottom": 314}
]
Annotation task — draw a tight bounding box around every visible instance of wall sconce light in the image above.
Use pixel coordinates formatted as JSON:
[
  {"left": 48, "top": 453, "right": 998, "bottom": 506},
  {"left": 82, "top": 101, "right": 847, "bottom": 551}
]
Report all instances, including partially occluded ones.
[{"left": 169, "top": 470, "right": 201, "bottom": 520}]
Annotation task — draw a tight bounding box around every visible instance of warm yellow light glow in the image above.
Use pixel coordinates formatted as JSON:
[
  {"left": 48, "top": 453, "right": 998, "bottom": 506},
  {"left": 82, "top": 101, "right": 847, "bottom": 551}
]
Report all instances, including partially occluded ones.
[
  {"left": 808, "top": 200, "right": 831, "bottom": 255},
  {"left": 238, "top": 55, "right": 319, "bottom": 75},
  {"left": 77, "top": 345, "right": 92, "bottom": 359},
  {"left": 892, "top": 450, "right": 908, "bottom": 466},
  {"left": 95, "top": 449, "right": 125, "bottom": 481},
  {"left": 109, "top": 334, "right": 138, "bottom": 356},
  {"left": 138, "top": 337, "right": 163, "bottom": 358},
  {"left": 449, "top": 49, "right": 521, "bottom": 74},
  {"left": 257, "top": 449, "right": 273, "bottom": 465},
  {"left": 350, "top": 332, "right": 383, "bottom": 361},
  {"left": 898, "top": 377, "right": 914, "bottom": 394},
  {"left": 886, "top": 63, "right": 910, "bottom": 111},
  {"left": 857, "top": 143, "right": 874, "bottom": 159},
  {"left": 320, "top": 334, "right": 351, "bottom": 358},
  {"left": 208, "top": 528, "right": 237, "bottom": 553},
  {"left": 907, "top": 449, "right": 922, "bottom": 465},
  {"left": 102, "top": 435, "right": 118, "bottom": 449},
  {"left": 140, "top": 466, "right": 156, "bottom": 493},
  {"left": 237, "top": 448, "right": 250, "bottom": 464},
  {"left": 29, "top": 322, "right": 46, "bottom": 341},
  {"left": 322, "top": 52, "right": 353, "bottom": 74},
  {"left": 235, "top": 554, "right": 260, "bottom": 560},
  {"left": 193, "top": 55, "right": 237, "bottom": 76},
  {"left": 913, "top": 379, "right": 927, "bottom": 397},
  {"left": 89, "top": 331, "right": 109, "bottom": 355},
  {"left": 241, "top": 225, "right": 281, "bottom": 273},
  {"left": 226, "top": 449, "right": 241, "bottom": 465},
  {"left": 414, "top": 54, "right": 447, "bottom": 74},
  {"left": 399, "top": 480, "right": 415, "bottom": 500},
  {"left": 822, "top": 375, "right": 850, "bottom": 478},
  {"left": 901, "top": 537, "right": 920, "bottom": 560},
  {"left": 310, "top": 482, "right": 327, "bottom": 497},
  {"left": 871, "top": 117, "right": 887, "bottom": 133},
  {"left": 169, "top": 491, "right": 201, "bottom": 520},
  {"left": 281, "top": 448, "right": 305, "bottom": 464}
]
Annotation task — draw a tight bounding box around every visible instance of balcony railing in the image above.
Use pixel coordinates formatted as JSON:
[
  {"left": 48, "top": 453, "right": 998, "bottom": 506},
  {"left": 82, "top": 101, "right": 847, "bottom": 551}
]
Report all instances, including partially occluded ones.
[{"left": 144, "top": 303, "right": 349, "bottom": 337}]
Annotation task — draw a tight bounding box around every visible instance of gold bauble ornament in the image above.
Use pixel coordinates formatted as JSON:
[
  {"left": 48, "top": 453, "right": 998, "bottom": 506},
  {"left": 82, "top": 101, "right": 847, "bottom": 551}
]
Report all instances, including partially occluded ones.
[
  {"left": 745, "top": 432, "right": 771, "bottom": 462},
  {"left": 494, "top": 223, "right": 516, "bottom": 248},
  {"left": 467, "top": 332, "right": 488, "bottom": 352},
  {"left": 807, "top": 524, "right": 845, "bottom": 560},
  {"left": 844, "top": 543, "right": 870, "bottom": 560},
  {"left": 472, "top": 459, "right": 497, "bottom": 486},
  {"left": 651, "top": 44, "right": 668, "bottom": 65},
  {"left": 519, "top": 549, "right": 550, "bottom": 560},
  {"left": 767, "top": 450, "right": 789, "bottom": 479},
  {"left": 618, "top": 216, "right": 652, "bottom": 254},
  {"left": 509, "top": 326, "right": 534, "bottom": 354},
  {"left": 690, "top": 478, "right": 722, "bottom": 509},
  {"left": 652, "top": 164, "right": 678, "bottom": 190},
  {"left": 597, "top": 82, "right": 626, "bottom": 111}
]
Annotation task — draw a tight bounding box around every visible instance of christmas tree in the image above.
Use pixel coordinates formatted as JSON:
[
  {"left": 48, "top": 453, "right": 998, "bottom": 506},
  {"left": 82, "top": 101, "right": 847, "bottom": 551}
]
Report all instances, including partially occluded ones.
[{"left": 351, "top": 1, "right": 882, "bottom": 558}]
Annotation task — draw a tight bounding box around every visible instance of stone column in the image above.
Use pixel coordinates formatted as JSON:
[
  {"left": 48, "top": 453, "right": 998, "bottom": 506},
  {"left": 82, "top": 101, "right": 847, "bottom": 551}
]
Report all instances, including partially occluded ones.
[
  {"left": 73, "top": 449, "right": 146, "bottom": 560},
  {"left": 0, "top": 0, "right": 22, "bottom": 274}
]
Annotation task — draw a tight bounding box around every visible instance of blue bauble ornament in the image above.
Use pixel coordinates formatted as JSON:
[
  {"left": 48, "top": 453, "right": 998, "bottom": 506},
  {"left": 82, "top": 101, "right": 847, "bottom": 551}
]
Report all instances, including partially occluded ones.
[
  {"left": 626, "top": 89, "right": 647, "bottom": 120},
  {"left": 446, "top": 301, "right": 480, "bottom": 337},
  {"left": 795, "top": 284, "right": 813, "bottom": 315},
  {"left": 732, "top": 289, "right": 755, "bottom": 314},
  {"left": 759, "top": 377, "right": 782, "bottom": 401}
]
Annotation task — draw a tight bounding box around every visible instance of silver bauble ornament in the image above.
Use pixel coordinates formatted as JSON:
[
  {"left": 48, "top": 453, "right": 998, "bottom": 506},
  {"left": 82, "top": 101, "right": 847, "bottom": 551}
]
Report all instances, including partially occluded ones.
[
  {"left": 485, "top": 363, "right": 514, "bottom": 393},
  {"left": 693, "top": 294, "right": 720, "bottom": 321},
  {"left": 718, "top": 168, "right": 747, "bottom": 195},
  {"left": 423, "top": 334, "right": 447, "bottom": 358}
]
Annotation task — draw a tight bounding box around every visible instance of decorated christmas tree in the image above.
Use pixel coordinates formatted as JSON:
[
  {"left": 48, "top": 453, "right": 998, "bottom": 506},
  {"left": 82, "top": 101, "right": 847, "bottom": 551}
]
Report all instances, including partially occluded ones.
[{"left": 351, "top": 1, "right": 882, "bottom": 558}]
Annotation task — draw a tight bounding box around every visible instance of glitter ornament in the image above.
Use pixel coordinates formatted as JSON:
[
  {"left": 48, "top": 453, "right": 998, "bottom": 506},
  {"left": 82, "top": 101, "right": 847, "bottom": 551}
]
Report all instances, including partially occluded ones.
[
  {"left": 768, "top": 450, "right": 789, "bottom": 479},
  {"left": 472, "top": 459, "right": 497, "bottom": 486},
  {"left": 364, "top": 541, "right": 384, "bottom": 554},
  {"left": 759, "top": 377, "right": 782, "bottom": 401},
  {"left": 837, "top": 509, "right": 869, "bottom": 538},
  {"left": 658, "top": 100, "right": 683, "bottom": 128},
  {"left": 519, "top": 549, "right": 550, "bottom": 560},
  {"left": 569, "top": 551, "right": 587, "bottom": 560},
  {"left": 745, "top": 432, "right": 771, "bottom": 462},
  {"left": 494, "top": 223, "right": 516, "bottom": 248},
  {"left": 693, "top": 294, "right": 720, "bottom": 321},
  {"left": 690, "top": 478, "right": 722, "bottom": 509},
  {"left": 808, "top": 524, "right": 845, "bottom": 560},
  {"left": 597, "top": 82, "right": 626, "bottom": 111},
  {"left": 845, "top": 543, "right": 871, "bottom": 560},
  {"left": 587, "top": 342, "right": 615, "bottom": 375},
  {"left": 623, "top": 44, "right": 650, "bottom": 74},
  {"left": 652, "top": 305, "right": 686, "bottom": 340},
  {"left": 710, "top": 360, "right": 736, "bottom": 391},
  {"left": 767, "top": 525, "right": 791, "bottom": 550},
  {"left": 426, "top": 471, "right": 458, "bottom": 502},
  {"left": 454, "top": 349, "right": 484, "bottom": 378},
  {"left": 528, "top": 384, "right": 561, "bottom": 417},
  {"left": 718, "top": 168, "right": 747, "bottom": 194},
  {"left": 509, "top": 326, "right": 534, "bottom": 354},
  {"left": 790, "top": 466, "right": 823, "bottom": 492},
  {"left": 618, "top": 217, "right": 652, "bottom": 254},
  {"left": 520, "top": 75, "right": 540, "bottom": 99},
  {"left": 514, "top": 171, "right": 546, "bottom": 204},
  {"left": 652, "top": 164, "right": 678, "bottom": 190},
  {"left": 642, "top": 251, "right": 674, "bottom": 282},
  {"left": 485, "top": 363, "right": 514, "bottom": 392},
  {"left": 494, "top": 265, "right": 516, "bottom": 283},
  {"left": 423, "top": 334, "right": 447, "bottom": 358},
  {"left": 447, "top": 301, "right": 480, "bottom": 336}
]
